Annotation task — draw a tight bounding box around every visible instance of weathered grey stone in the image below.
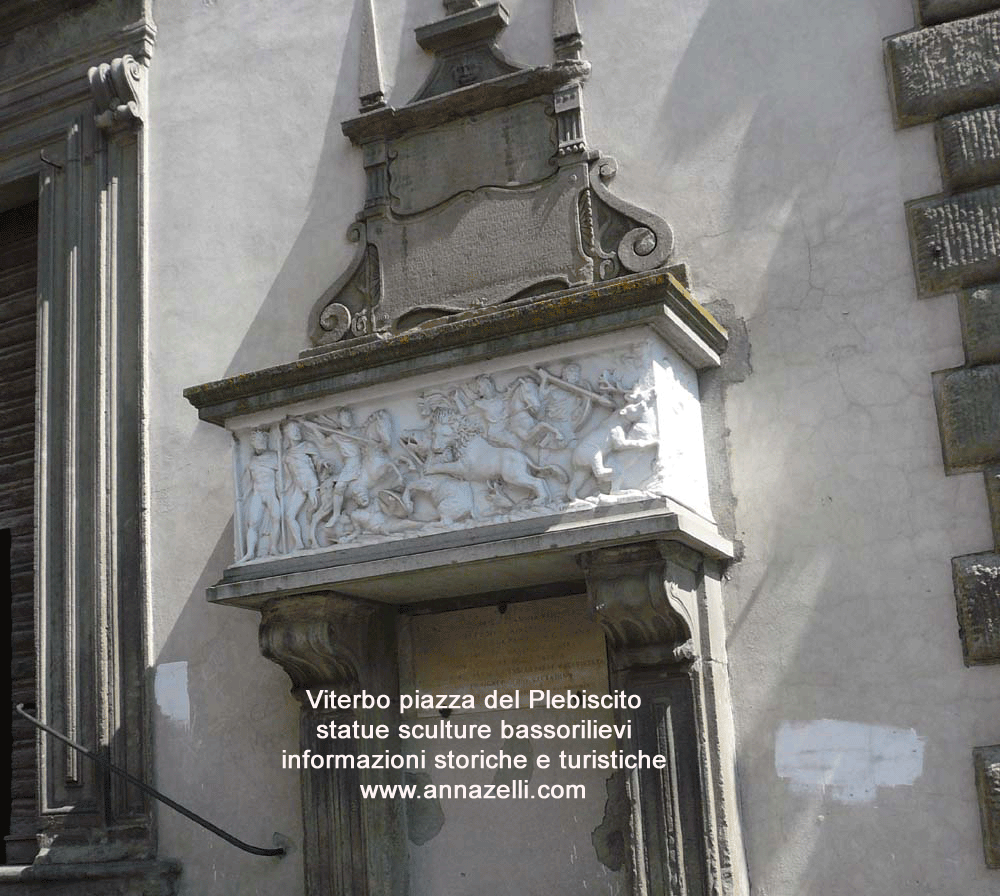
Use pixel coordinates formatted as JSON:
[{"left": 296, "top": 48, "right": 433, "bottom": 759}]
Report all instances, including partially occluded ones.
[
  {"left": 386, "top": 99, "right": 554, "bottom": 215},
  {"left": 937, "top": 105, "right": 1000, "bottom": 189},
  {"left": 341, "top": 63, "right": 590, "bottom": 144},
  {"left": 885, "top": 11, "right": 1000, "bottom": 126},
  {"left": 916, "top": 0, "right": 1000, "bottom": 26},
  {"left": 953, "top": 552, "right": 1000, "bottom": 664},
  {"left": 357, "top": 0, "right": 385, "bottom": 111},
  {"left": 192, "top": 270, "right": 726, "bottom": 425},
  {"left": 209, "top": 497, "right": 733, "bottom": 608},
  {"left": 986, "top": 467, "right": 1000, "bottom": 549},
  {"left": 959, "top": 285, "right": 1000, "bottom": 364},
  {"left": 906, "top": 186, "right": 1000, "bottom": 296},
  {"left": 260, "top": 596, "right": 407, "bottom": 896},
  {"left": 0, "top": 859, "right": 180, "bottom": 895},
  {"left": 974, "top": 745, "right": 1000, "bottom": 867},
  {"left": 933, "top": 364, "right": 1000, "bottom": 470}
]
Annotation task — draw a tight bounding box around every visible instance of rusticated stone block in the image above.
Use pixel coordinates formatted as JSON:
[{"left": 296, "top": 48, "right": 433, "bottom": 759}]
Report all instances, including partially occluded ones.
[
  {"left": 886, "top": 11, "right": 1000, "bottom": 126},
  {"left": 934, "top": 365, "right": 1000, "bottom": 470},
  {"left": 960, "top": 286, "right": 1000, "bottom": 364},
  {"left": 954, "top": 552, "right": 1000, "bottom": 664},
  {"left": 918, "top": 0, "right": 1000, "bottom": 26},
  {"left": 974, "top": 745, "right": 1000, "bottom": 867},
  {"left": 938, "top": 106, "right": 1000, "bottom": 189},
  {"left": 907, "top": 187, "right": 1000, "bottom": 295},
  {"left": 987, "top": 467, "right": 1000, "bottom": 549}
]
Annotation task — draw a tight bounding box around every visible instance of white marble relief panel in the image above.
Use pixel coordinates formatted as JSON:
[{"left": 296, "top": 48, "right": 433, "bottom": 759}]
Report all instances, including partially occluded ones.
[{"left": 230, "top": 336, "right": 711, "bottom": 564}]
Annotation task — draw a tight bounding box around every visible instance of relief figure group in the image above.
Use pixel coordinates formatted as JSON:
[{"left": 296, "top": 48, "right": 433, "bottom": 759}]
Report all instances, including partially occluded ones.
[{"left": 237, "top": 362, "right": 661, "bottom": 561}]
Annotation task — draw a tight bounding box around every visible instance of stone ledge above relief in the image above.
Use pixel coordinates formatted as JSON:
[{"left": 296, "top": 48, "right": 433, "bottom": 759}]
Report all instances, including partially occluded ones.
[
  {"left": 185, "top": 269, "right": 726, "bottom": 426},
  {"left": 212, "top": 329, "right": 721, "bottom": 604}
]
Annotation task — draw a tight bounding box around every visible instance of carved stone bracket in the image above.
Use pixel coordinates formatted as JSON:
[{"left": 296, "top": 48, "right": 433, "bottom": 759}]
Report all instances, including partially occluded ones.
[
  {"left": 588, "top": 157, "right": 674, "bottom": 278},
  {"left": 259, "top": 594, "right": 376, "bottom": 695},
  {"left": 87, "top": 56, "right": 143, "bottom": 130},
  {"left": 581, "top": 541, "right": 700, "bottom": 668}
]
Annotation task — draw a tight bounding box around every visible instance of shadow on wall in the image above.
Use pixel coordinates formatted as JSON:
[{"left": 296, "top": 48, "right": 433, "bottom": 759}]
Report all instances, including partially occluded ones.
[
  {"left": 153, "top": 520, "right": 302, "bottom": 893},
  {"left": 216, "top": 0, "right": 435, "bottom": 382}
]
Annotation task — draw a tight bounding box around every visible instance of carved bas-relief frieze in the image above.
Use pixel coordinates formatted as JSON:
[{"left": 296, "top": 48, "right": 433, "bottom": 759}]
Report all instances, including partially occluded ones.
[{"left": 231, "top": 334, "right": 711, "bottom": 564}]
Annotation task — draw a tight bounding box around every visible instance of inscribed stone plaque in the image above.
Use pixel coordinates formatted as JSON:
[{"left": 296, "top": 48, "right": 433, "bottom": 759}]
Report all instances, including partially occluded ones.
[
  {"left": 371, "top": 161, "right": 592, "bottom": 322},
  {"left": 405, "top": 595, "right": 608, "bottom": 716},
  {"left": 953, "top": 552, "right": 1000, "bottom": 664},
  {"left": 388, "top": 99, "right": 555, "bottom": 216},
  {"left": 907, "top": 187, "right": 1000, "bottom": 295},
  {"left": 886, "top": 12, "right": 1000, "bottom": 125}
]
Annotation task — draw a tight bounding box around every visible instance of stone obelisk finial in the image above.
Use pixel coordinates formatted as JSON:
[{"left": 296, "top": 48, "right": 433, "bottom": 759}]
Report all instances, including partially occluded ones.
[
  {"left": 358, "top": 0, "right": 386, "bottom": 112},
  {"left": 553, "top": 0, "right": 583, "bottom": 60}
]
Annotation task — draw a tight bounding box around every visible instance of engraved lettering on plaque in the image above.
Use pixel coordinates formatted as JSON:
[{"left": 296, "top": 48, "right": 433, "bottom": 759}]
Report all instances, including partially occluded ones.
[
  {"left": 402, "top": 595, "right": 608, "bottom": 715},
  {"left": 388, "top": 100, "right": 555, "bottom": 216}
]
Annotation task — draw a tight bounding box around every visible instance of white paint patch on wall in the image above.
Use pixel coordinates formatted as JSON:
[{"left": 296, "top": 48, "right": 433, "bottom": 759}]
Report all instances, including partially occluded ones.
[
  {"left": 154, "top": 661, "right": 190, "bottom": 727},
  {"left": 775, "top": 719, "right": 924, "bottom": 803}
]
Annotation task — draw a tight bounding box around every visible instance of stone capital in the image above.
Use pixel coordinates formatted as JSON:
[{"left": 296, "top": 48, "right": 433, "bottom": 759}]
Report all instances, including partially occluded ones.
[
  {"left": 258, "top": 594, "right": 378, "bottom": 699},
  {"left": 580, "top": 540, "right": 701, "bottom": 664},
  {"left": 87, "top": 56, "right": 144, "bottom": 131}
]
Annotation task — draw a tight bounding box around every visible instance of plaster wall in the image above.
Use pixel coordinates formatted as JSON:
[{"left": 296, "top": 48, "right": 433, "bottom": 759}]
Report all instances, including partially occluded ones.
[{"left": 144, "top": 0, "right": 997, "bottom": 893}]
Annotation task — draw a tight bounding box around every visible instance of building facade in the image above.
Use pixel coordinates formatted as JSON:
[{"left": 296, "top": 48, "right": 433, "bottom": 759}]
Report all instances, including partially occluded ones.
[{"left": 0, "top": 0, "right": 999, "bottom": 894}]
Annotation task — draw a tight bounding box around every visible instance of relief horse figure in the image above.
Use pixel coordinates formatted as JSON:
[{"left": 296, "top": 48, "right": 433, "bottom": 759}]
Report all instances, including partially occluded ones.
[{"left": 424, "top": 418, "right": 566, "bottom": 506}]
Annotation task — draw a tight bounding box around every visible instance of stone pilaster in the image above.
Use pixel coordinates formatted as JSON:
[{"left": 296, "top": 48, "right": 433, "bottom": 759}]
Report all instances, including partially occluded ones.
[
  {"left": 259, "top": 594, "right": 407, "bottom": 896},
  {"left": 581, "top": 541, "right": 746, "bottom": 896}
]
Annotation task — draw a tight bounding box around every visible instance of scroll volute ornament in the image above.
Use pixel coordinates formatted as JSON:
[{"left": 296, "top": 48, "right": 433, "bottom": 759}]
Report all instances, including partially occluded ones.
[
  {"left": 259, "top": 594, "right": 374, "bottom": 696},
  {"left": 581, "top": 542, "right": 700, "bottom": 666},
  {"left": 87, "top": 56, "right": 144, "bottom": 130}
]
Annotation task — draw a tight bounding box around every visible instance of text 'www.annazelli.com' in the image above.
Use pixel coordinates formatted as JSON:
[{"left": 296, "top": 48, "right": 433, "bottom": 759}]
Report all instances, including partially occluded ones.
[{"left": 357, "top": 781, "right": 585, "bottom": 800}]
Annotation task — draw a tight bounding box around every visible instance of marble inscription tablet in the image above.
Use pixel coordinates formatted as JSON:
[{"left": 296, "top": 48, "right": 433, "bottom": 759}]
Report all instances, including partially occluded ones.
[{"left": 402, "top": 595, "right": 608, "bottom": 716}]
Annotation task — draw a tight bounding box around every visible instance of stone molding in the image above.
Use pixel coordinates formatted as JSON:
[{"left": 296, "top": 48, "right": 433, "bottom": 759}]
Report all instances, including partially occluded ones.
[
  {"left": 0, "top": 859, "right": 180, "bottom": 895},
  {"left": 258, "top": 595, "right": 406, "bottom": 896},
  {"left": 87, "top": 55, "right": 142, "bottom": 130},
  {"left": 188, "top": 269, "right": 726, "bottom": 426},
  {"left": 0, "top": 15, "right": 155, "bottom": 868}
]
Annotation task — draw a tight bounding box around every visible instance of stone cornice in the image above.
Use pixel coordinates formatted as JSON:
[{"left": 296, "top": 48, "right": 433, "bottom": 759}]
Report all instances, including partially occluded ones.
[
  {"left": 341, "top": 61, "right": 590, "bottom": 143},
  {"left": 208, "top": 498, "right": 733, "bottom": 609},
  {"left": 184, "top": 269, "right": 727, "bottom": 426},
  {"left": 0, "top": 19, "right": 154, "bottom": 130}
]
